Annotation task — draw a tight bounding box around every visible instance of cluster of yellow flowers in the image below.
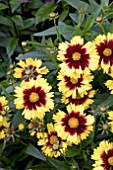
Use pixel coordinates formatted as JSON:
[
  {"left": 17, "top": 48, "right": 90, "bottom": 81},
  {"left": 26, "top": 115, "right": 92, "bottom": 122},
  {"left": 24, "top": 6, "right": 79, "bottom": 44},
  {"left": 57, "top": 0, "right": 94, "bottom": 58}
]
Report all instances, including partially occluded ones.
[{"left": 1, "top": 33, "right": 113, "bottom": 169}]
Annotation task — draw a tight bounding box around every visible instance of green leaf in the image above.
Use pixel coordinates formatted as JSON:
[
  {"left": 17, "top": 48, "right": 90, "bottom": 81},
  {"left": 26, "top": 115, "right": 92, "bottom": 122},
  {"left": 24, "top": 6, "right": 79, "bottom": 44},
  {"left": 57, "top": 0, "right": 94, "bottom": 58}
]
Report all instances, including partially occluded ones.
[
  {"left": 35, "top": 2, "right": 57, "bottom": 24},
  {"left": 12, "top": 110, "right": 25, "bottom": 128},
  {"left": 0, "top": 142, "right": 6, "bottom": 155},
  {"left": 47, "top": 157, "right": 71, "bottom": 170},
  {"left": 83, "top": 14, "right": 95, "bottom": 33},
  {"left": 100, "top": 0, "right": 109, "bottom": 6},
  {"left": 0, "top": 15, "right": 13, "bottom": 27},
  {"left": 59, "top": 9, "right": 69, "bottom": 22},
  {"left": 34, "top": 22, "right": 74, "bottom": 38},
  {"left": 6, "top": 37, "right": 19, "bottom": 57},
  {"left": 23, "top": 18, "right": 35, "bottom": 29},
  {"left": 0, "top": 3, "right": 8, "bottom": 10},
  {"left": 16, "top": 52, "right": 49, "bottom": 61},
  {"left": 10, "top": 0, "right": 22, "bottom": 13},
  {"left": 25, "top": 143, "right": 46, "bottom": 161},
  {"left": 65, "top": 146, "right": 81, "bottom": 157},
  {"left": 42, "top": 61, "right": 56, "bottom": 70},
  {"left": 11, "top": 15, "right": 24, "bottom": 28},
  {"left": 27, "top": 0, "right": 44, "bottom": 9},
  {"left": 63, "top": 0, "right": 89, "bottom": 11},
  {"left": 94, "top": 95, "right": 113, "bottom": 116},
  {"left": 0, "top": 84, "right": 14, "bottom": 101}
]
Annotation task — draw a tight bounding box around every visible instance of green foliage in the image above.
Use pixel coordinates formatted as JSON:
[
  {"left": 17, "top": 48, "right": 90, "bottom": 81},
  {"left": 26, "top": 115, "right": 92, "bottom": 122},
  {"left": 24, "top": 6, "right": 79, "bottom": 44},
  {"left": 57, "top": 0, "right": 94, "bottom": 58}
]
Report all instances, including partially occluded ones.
[{"left": 1, "top": 0, "right": 113, "bottom": 170}]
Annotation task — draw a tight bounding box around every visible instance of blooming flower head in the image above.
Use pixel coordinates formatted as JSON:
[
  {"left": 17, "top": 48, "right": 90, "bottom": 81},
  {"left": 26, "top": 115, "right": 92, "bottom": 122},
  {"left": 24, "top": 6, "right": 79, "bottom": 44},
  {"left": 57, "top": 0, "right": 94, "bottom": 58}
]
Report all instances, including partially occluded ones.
[
  {"left": 0, "top": 117, "right": 10, "bottom": 139},
  {"left": 14, "top": 78, "right": 54, "bottom": 120},
  {"left": 38, "top": 123, "right": 68, "bottom": 157},
  {"left": 13, "top": 58, "right": 49, "bottom": 81},
  {"left": 93, "top": 33, "right": 113, "bottom": 73},
  {"left": 57, "top": 36, "right": 99, "bottom": 77},
  {"left": 104, "top": 80, "right": 113, "bottom": 94},
  {"left": 0, "top": 96, "right": 9, "bottom": 116},
  {"left": 91, "top": 140, "right": 113, "bottom": 170},
  {"left": 57, "top": 70, "right": 93, "bottom": 98},
  {"left": 28, "top": 118, "right": 45, "bottom": 138},
  {"left": 108, "top": 111, "right": 113, "bottom": 133},
  {"left": 62, "top": 90, "right": 96, "bottom": 111},
  {"left": 53, "top": 105, "right": 94, "bottom": 145}
]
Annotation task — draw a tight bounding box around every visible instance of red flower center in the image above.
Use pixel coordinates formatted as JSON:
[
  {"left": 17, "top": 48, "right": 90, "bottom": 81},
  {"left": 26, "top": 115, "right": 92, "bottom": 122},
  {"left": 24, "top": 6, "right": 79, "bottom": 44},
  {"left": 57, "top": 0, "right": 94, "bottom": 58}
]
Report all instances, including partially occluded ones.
[
  {"left": 72, "top": 52, "right": 81, "bottom": 61},
  {"left": 68, "top": 117, "right": 79, "bottom": 128},
  {"left": 103, "top": 48, "right": 112, "bottom": 57}
]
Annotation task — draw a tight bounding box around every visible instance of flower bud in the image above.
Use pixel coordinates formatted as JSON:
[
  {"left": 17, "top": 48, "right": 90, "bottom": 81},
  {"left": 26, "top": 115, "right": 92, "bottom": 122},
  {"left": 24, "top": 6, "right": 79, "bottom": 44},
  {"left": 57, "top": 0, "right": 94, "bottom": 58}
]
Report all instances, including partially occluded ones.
[
  {"left": 100, "top": 106, "right": 107, "bottom": 112},
  {"left": 96, "top": 16, "right": 103, "bottom": 22}
]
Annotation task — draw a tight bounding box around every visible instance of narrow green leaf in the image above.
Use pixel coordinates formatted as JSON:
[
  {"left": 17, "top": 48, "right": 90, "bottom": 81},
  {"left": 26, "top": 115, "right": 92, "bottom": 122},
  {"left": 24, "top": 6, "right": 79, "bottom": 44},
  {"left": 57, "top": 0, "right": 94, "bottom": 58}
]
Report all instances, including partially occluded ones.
[
  {"left": 47, "top": 157, "right": 71, "bottom": 170},
  {"left": 16, "top": 52, "right": 49, "bottom": 61},
  {"left": 11, "top": 15, "right": 24, "bottom": 28},
  {"left": 65, "top": 146, "right": 81, "bottom": 157},
  {"left": 35, "top": 2, "right": 57, "bottom": 24},
  {"left": 100, "top": 0, "right": 109, "bottom": 6},
  {"left": 0, "top": 15, "right": 13, "bottom": 27},
  {"left": 27, "top": 0, "right": 44, "bottom": 9},
  {"left": 10, "top": 0, "right": 22, "bottom": 13},
  {"left": 25, "top": 143, "right": 46, "bottom": 161},
  {"left": 23, "top": 18, "right": 35, "bottom": 29},
  {"left": 0, "top": 142, "right": 6, "bottom": 155},
  {"left": 34, "top": 22, "right": 74, "bottom": 37},
  {"left": 12, "top": 110, "right": 25, "bottom": 128},
  {"left": 83, "top": 14, "right": 95, "bottom": 33},
  {"left": 0, "top": 3, "right": 8, "bottom": 10},
  {"left": 63, "top": 0, "right": 89, "bottom": 11},
  {"left": 59, "top": 9, "right": 69, "bottom": 22},
  {"left": 95, "top": 95, "right": 113, "bottom": 116},
  {"left": 6, "top": 37, "right": 19, "bottom": 57}
]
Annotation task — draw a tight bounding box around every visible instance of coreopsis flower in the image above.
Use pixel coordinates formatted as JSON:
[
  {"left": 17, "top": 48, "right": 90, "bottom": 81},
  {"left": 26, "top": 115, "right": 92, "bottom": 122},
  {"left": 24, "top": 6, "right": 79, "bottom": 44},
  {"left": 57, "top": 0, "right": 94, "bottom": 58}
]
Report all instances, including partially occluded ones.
[
  {"left": 62, "top": 90, "right": 96, "bottom": 111},
  {"left": 91, "top": 140, "right": 113, "bottom": 170},
  {"left": 0, "top": 117, "right": 10, "bottom": 139},
  {"left": 38, "top": 123, "right": 68, "bottom": 157},
  {"left": 28, "top": 118, "right": 45, "bottom": 138},
  {"left": 108, "top": 111, "right": 113, "bottom": 133},
  {"left": 13, "top": 58, "right": 49, "bottom": 81},
  {"left": 57, "top": 36, "right": 99, "bottom": 77},
  {"left": 104, "top": 80, "right": 113, "bottom": 94},
  {"left": 53, "top": 105, "right": 94, "bottom": 145},
  {"left": 57, "top": 70, "right": 93, "bottom": 98},
  {"left": 0, "top": 96, "right": 9, "bottom": 118},
  {"left": 14, "top": 78, "right": 54, "bottom": 120},
  {"left": 93, "top": 33, "right": 113, "bottom": 74}
]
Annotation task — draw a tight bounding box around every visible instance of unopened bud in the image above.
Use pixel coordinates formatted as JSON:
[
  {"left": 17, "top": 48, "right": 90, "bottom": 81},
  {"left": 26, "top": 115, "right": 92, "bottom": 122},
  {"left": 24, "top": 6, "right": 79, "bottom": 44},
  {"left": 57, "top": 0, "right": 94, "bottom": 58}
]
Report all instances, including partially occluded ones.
[
  {"left": 100, "top": 106, "right": 107, "bottom": 112},
  {"left": 96, "top": 16, "right": 103, "bottom": 22},
  {"left": 7, "top": 70, "right": 12, "bottom": 75},
  {"left": 102, "top": 124, "right": 108, "bottom": 130},
  {"left": 21, "top": 41, "right": 27, "bottom": 47},
  {"left": 10, "top": 64, "right": 14, "bottom": 69},
  {"left": 18, "top": 123, "right": 25, "bottom": 131},
  {"left": 1, "top": 110, "right": 6, "bottom": 116}
]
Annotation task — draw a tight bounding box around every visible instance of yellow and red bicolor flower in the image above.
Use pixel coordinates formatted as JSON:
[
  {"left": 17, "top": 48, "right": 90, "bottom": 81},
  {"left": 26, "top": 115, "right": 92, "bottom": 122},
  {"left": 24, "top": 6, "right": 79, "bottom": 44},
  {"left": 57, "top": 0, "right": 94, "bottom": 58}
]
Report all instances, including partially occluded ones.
[
  {"left": 91, "top": 140, "right": 113, "bottom": 170},
  {"left": 14, "top": 78, "right": 54, "bottom": 120},
  {"left": 38, "top": 123, "right": 68, "bottom": 157},
  {"left": 53, "top": 105, "right": 94, "bottom": 145},
  {"left": 57, "top": 36, "right": 99, "bottom": 77},
  {"left": 14, "top": 58, "right": 49, "bottom": 81}
]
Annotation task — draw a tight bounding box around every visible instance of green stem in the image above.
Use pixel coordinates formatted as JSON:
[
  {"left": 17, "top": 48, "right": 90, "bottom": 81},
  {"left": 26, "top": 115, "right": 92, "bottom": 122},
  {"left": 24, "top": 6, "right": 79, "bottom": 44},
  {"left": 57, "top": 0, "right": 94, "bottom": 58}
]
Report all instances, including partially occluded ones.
[
  {"left": 100, "top": 23, "right": 106, "bottom": 35},
  {"left": 54, "top": 19, "right": 62, "bottom": 43}
]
